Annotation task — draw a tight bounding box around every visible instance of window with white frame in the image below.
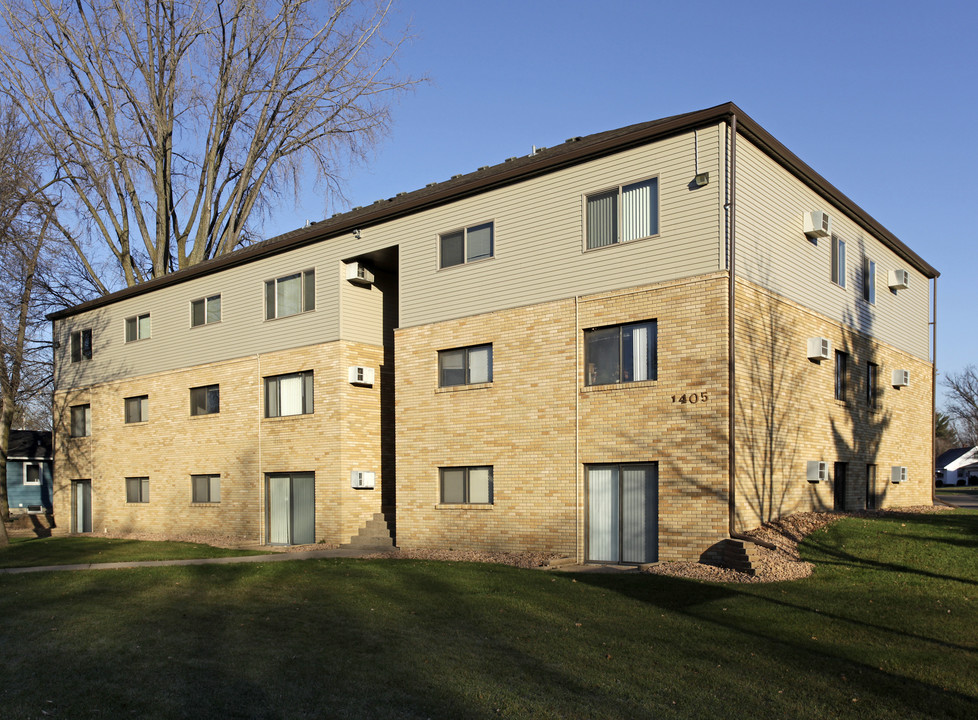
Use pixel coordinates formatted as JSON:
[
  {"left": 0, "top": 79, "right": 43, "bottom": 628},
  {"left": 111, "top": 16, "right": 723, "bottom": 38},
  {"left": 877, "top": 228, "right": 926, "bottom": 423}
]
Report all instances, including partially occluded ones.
[
  {"left": 23, "top": 462, "right": 41, "bottom": 485},
  {"left": 265, "top": 371, "right": 314, "bottom": 417},
  {"left": 438, "top": 344, "right": 492, "bottom": 387},
  {"left": 831, "top": 236, "right": 847, "bottom": 288},
  {"left": 440, "top": 466, "right": 493, "bottom": 505},
  {"left": 126, "top": 477, "right": 149, "bottom": 503},
  {"left": 265, "top": 270, "right": 315, "bottom": 320},
  {"left": 192, "top": 474, "right": 221, "bottom": 503},
  {"left": 863, "top": 258, "right": 876, "bottom": 304},
  {"left": 190, "top": 385, "right": 220, "bottom": 416},
  {"left": 125, "top": 395, "right": 148, "bottom": 424},
  {"left": 439, "top": 222, "right": 494, "bottom": 268},
  {"left": 125, "top": 313, "right": 151, "bottom": 342},
  {"left": 70, "top": 404, "right": 91, "bottom": 437},
  {"left": 586, "top": 177, "right": 659, "bottom": 250},
  {"left": 585, "top": 320, "right": 657, "bottom": 386},
  {"left": 70, "top": 328, "right": 93, "bottom": 362},
  {"left": 191, "top": 295, "right": 222, "bottom": 327}
]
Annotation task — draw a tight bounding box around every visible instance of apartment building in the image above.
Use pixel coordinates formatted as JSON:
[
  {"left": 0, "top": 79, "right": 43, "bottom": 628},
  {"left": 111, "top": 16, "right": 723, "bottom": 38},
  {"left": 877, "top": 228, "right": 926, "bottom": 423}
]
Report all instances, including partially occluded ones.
[{"left": 49, "top": 103, "right": 938, "bottom": 564}]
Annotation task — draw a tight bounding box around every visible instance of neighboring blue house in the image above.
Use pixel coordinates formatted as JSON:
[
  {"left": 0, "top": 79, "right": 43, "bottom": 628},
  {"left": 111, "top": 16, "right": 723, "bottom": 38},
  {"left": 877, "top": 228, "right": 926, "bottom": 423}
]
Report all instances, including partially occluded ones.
[{"left": 6, "top": 430, "right": 53, "bottom": 515}]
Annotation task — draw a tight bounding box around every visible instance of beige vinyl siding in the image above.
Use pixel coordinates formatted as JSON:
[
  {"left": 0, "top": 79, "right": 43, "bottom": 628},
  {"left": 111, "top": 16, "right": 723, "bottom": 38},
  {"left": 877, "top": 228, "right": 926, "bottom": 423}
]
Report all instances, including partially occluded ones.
[
  {"left": 735, "top": 136, "right": 930, "bottom": 361},
  {"left": 396, "top": 125, "right": 724, "bottom": 328},
  {"left": 56, "top": 241, "right": 351, "bottom": 390},
  {"left": 55, "top": 124, "right": 726, "bottom": 389},
  {"left": 339, "top": 260, "right": 385, "bottom": 346}
]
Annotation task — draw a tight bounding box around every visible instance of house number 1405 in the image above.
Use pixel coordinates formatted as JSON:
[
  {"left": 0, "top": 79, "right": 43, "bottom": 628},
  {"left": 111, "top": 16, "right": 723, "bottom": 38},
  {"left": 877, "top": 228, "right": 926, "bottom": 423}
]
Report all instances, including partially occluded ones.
[{"left": 672, "top": 392, "right": 708, "bottom": 404}]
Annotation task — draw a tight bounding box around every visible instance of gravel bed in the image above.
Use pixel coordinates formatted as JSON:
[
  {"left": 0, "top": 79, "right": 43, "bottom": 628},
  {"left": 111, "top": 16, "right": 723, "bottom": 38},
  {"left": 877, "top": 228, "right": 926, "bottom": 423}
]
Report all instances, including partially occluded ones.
[{"left": 645, "top": 505, "right": 949, "bottom": 584}]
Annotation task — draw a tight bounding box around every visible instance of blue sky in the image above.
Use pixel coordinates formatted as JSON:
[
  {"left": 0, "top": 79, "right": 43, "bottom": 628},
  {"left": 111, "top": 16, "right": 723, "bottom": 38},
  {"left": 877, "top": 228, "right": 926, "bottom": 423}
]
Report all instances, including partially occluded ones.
[{"left": 261, "top": 0, "right": 977, "bottom": 408}]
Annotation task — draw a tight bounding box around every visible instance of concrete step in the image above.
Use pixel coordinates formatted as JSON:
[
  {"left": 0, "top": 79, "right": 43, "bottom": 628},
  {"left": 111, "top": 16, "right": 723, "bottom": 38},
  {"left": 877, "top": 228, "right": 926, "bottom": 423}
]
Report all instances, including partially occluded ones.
[{"left": 340, "top": 513, "right": 395, "bottom": 551}]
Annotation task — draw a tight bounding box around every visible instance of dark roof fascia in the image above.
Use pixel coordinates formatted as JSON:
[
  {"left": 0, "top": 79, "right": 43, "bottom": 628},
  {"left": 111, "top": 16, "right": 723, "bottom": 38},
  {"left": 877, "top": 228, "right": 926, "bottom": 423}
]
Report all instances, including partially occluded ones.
[{"left": 48, "top": 102, "right": 936, "bottom": 321}]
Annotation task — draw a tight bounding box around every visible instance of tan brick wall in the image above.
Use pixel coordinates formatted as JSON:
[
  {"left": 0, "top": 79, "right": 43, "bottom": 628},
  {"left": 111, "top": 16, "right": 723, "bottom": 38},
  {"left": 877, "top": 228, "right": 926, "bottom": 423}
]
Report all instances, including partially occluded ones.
[
  {"left": 733, "top": 280, "right": 934, "bottom": 529},
  {"left": 52, "top": 341, "right": 386, "bottom": 545},
  {"left": 396, "top": 273, "right": 732, "bottom": 562}
]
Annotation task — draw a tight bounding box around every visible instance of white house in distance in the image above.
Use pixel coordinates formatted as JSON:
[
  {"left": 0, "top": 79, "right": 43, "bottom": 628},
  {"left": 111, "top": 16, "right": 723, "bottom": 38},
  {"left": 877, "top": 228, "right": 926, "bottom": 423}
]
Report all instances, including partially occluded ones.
[{"left": 935, "top": 447, "right": 978, "bottom": 486}]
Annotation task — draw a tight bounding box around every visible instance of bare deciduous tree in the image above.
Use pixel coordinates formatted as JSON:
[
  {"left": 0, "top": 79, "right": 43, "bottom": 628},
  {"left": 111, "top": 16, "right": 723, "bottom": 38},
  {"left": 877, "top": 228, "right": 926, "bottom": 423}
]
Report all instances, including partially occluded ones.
[
  {"left": 943, "top": 366, "right": 978, "bottom": 447},
  {"left": 0, "top": 105, "right": 58, "bottom": 546},
  {"left": 0, "top": 0, "right": 418, "bottom": 291}
]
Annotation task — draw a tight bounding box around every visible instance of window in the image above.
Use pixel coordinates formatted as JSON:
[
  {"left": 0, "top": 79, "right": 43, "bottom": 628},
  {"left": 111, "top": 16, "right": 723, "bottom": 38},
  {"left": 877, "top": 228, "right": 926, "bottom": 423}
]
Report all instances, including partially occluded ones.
[
  {"left": 190, "top": 385, "right": 220, "bottom": 416},
  {"left": 125, "top": 395, "right": 148, "bottom": 423},
  {"left": 863, "top": 258, "right": 876, "bottom": 304},
  {"left": 23, "top": 463, "right": 41, "bottom": 486},
  {"left": 192, "top": 474, "right": 221, "bottom": 503},
  {"left": 265, "top": 270, "right": 315, "bottom": 320},
  {"left": 835, "top": 351, "right": 848, "bottom": 401},
  {"left": 585, "top": 320, "right": 657, "bottom": 386},
  {"left": 831, "top": 235, "right": 846, "bottom": 288},
  {"left": 70, "top": 404, "right": 91, "bottom": 437},
  {"left": 440, "top": 466, "right": 493, "bottom": 505},
  {"left": 866, "top": 362, "right": 879, "bottom": 407},
  {"left": 126, "top": 477, "right": 149, "bottom": 503},
  {"left": 191, "top": 295, "right": 222, "bottom": 327},
  {"left": 586, "top": 177, "right": 658, "bottom": 249},
  {"left": 438, "top": 344, "right": 492, "bottom": 387},
  {"left": 125, "top": 313, "right": 151, "bottom": 342},
  {"left": 439, "top": 222, "right": 494, "bottom": 268},
  {"left": 265, "top": 371, "right": 314, "bottom": 417},
  {"left": 70, "top": 329, "right": 93, "bottom": 362}
]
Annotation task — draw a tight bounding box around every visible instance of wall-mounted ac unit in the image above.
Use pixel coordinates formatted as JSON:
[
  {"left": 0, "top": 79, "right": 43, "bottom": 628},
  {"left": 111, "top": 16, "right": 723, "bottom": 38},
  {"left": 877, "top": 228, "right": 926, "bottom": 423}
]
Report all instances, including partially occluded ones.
[
  {"left": 891, "top": 466, "right": 907, "bottom": 484},
  {"left": 348, "top": 365, "right": 375, "bottom": 386},
  {"left": 807, "top": 337, "right": 831, "bottom": 361},
  {"left": 891, "top": 369, "right": 909, "bottom": 387},
  {"left": 345, "top": 262, "right": 374, "bottom": 286},
  {"left": 350, "top": 470, "right": 376, "bottom": 489},
  {"left": 888, "top": 269, "right": 909, "bottom": 290},
  {"left": 807, "top": 461, "right": 827, "bottom": 483},
  {"left": 803, "top": 211, "right": 832, "bottom": 239}
]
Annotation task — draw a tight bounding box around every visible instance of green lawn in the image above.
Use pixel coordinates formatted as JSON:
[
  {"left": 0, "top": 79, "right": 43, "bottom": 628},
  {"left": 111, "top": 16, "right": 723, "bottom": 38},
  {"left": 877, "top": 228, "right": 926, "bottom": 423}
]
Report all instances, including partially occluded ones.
[
  {"left": 1, "top": 511, "right": 976, "bottom": 719},
  {"left": 0, "top": 535, "right": 263, "bottom": 568}
]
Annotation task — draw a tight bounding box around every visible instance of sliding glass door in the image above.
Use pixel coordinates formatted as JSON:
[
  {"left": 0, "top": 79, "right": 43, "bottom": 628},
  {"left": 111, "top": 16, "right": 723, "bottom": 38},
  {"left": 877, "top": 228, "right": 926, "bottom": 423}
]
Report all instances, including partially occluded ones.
[{"left": 587, "top": 463, "right": 658, "bottom": 564}]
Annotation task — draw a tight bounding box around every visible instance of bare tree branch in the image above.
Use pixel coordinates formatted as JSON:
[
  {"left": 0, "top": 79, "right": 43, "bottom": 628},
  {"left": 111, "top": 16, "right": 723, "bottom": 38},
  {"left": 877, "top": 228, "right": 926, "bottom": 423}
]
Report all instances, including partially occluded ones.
[{"left": 0, "top": 0, "right": 421, "bottom": 290}]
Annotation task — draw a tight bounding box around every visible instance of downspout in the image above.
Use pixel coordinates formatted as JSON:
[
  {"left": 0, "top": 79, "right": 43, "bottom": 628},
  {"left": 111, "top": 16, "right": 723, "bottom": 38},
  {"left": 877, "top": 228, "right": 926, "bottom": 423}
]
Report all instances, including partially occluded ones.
[
  {"left": 575, "top": 295, "right": 581, "bottom": 562},
  {"left": 257, "top": 353, "right": 263, "bottom": 545},
  {"left": 725, "top": 117, "right": 776, "bottom": 550},
  {"left": 931, "top": 278, "right": 937, "bottom": 505},
  {"left": 727, "top": 114, "right": 739, "bottom": 539}
]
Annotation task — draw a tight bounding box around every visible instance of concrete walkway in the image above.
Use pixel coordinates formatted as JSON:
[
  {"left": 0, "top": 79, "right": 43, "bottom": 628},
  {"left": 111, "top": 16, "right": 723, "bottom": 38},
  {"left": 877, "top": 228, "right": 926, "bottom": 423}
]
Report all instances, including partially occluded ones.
[{"left": 0, "top": 545, "right": 393, "bottom": 576}]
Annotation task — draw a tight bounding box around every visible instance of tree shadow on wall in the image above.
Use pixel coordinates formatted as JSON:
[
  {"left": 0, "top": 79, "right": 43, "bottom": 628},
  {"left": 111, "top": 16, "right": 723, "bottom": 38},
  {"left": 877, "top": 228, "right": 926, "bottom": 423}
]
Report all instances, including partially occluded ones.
[
  {"left": 735, "top": 285, "right": 805, "bottom": 524},
  {"left": 828, "top": 233, "right": 893, "bottom": 512}
]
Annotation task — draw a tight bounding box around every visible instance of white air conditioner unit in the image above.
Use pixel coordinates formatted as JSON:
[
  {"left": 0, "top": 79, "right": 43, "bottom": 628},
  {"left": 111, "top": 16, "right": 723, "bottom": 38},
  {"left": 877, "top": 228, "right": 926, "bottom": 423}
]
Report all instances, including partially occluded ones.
[
  {"left": 891, "top": 369, "right": 909, "bottom": 387},
  {"left": 807, "top": 337, "right": 831, "bottom": 361},
  {"left": 807, "top": 461, "right": 827, "bottom": 483},
  {"left": 350, "top": 470, "right": 376, "bottom": 489},
  {"left": 345, "top": 262, "right": 374, "bottom": 286},
  {"left": 348, "top": 365, "right": 375, "bottom": 386},
  {"left": 891, "top": 466, "right": 907, "bottom": 484},
  {"left": 888, "top": 269, "right": 909, "bottom": 290},
  {"left": 803, "top": 211, "right": 832, "bottom": 239}
]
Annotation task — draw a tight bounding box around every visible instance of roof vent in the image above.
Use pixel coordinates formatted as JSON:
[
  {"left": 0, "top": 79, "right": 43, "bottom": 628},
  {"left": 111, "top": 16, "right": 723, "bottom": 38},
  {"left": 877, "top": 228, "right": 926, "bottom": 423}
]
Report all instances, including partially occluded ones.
[
  {"left": 565, "top": 136, "right": 582, "bottom": 143},
  {"left": 478, "top": 165, "right": 490, "bottom": 171},
  {"left": 396, "top": 192, "right": 406, "bottom": 197},
  {"left": 426, "top": 182, "right": 437, "bottom": 187},
  {"left": 451, "top": 174, "right": 463, "bottom": 179},
  {"left": 505, "top": 157, "right": 518, "bottom": 162}
]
